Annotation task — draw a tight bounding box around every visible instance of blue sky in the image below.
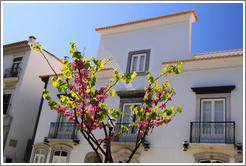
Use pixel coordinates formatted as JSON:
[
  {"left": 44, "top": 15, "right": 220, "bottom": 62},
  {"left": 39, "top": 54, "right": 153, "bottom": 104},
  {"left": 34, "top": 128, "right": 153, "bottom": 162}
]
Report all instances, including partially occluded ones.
[{"left": 3, "top": 2, "right": 243, "bottom": 60}]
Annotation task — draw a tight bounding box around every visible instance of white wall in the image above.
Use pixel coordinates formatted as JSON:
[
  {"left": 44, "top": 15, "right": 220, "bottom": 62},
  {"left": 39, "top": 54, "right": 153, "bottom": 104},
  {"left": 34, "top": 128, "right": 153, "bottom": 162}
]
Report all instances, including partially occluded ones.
[{"left": 3, "top": 47, "right": 62, "bottom": 161}]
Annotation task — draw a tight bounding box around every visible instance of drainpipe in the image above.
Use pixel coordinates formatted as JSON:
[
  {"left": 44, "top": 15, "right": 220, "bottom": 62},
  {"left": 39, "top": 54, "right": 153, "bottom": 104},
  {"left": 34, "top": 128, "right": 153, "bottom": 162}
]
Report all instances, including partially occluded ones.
[{"left": 25, "top": 76, "right": 49, "bottom": 162}]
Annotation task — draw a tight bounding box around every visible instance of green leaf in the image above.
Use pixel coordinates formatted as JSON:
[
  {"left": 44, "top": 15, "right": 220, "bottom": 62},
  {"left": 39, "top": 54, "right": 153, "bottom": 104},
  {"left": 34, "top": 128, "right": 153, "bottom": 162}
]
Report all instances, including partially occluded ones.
[
  {"left": 89, "top": 98, "right": 97, "bottom": 105},
  {"left": 111, "top": 109, "right": 120, "bottom": 119},
  {"left": 72, "top": 51, "right": 82, "bottom": 59}
]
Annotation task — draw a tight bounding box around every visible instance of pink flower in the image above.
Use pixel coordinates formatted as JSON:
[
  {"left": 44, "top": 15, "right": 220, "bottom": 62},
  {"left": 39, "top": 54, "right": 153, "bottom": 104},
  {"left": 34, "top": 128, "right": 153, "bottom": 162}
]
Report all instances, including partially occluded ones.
[
  {"left": 160, "top": 103, "right": 166, "bottom": 109},
  {"left": 144, "top": 86, "right": 152, "bottom": 92},
  {"left": 167, "top": 97, "right": 172, "bottom": 101},
  {"left": 136, "top": 130, "right": 144, "bottom": 135},
  {"left": 111, "top": 131, "right": 116, "bottom": 135}
]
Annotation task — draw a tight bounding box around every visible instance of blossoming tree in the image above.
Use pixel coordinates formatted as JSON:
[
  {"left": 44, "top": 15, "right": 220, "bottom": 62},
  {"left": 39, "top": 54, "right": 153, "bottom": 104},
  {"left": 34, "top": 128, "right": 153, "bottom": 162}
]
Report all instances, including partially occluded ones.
[{"left": 32, "top": 42, "right": 183, "bottom": 163}]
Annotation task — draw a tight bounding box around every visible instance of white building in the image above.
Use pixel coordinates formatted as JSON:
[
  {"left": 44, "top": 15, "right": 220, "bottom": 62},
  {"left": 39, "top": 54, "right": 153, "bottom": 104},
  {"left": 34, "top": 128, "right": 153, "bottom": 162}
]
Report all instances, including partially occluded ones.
[
  {"left": 30, "top": 10, "right": 243, "bottom": 163},
  {"left": 2, "top": 36, "right": 62, "bottom": 163}
]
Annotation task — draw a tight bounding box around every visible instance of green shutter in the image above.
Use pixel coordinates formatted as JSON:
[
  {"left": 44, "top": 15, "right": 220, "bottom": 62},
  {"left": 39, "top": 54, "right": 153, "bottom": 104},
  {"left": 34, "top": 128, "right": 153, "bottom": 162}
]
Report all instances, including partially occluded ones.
[{"left": 13, "top": 57, "right": 23, "bottom": 62}]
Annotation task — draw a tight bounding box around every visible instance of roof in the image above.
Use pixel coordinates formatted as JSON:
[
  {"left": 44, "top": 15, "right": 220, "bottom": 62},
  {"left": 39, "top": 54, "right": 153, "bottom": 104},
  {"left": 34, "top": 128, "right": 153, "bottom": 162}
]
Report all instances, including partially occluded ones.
[
  {"left": 193, "top": 49, "right": 243, "bottom": 56},
  {"left": 43, "top": 49, "right": 62, "bottom": 63},
  {"left": 3, "top": 40, "right": 28, "bottom": 47},
  {"left": 162, "top": 54, "right": 243, "bottom": 65},
  {"left": 95, "top": 10, "right": 198, "bottom": 32},
  {"left": 3, "top": 40, "right": 62, "bottom": 63},
  {"left": 39, "top": 68, "right": 113, "bottom": 78}
]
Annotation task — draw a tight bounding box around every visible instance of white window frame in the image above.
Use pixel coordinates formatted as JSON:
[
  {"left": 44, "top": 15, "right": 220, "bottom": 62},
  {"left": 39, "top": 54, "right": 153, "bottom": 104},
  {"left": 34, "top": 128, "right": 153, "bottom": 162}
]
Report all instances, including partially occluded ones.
[
  {"left": 52, "top": 150, "right": 68, "bottom": 163},
  {"left": 33, "top": 148, "right": 47, "bottom": 163},
  {"left": 121, "top": 103, "right": 142, "bottom": 124},
  {"left": 130, "top": 53, "right": 146, "bottom": 73},
  {"left": 199, "top": 159, "right": 225, "bottom": 163},
  {"left": 201, "top": 98, "right": 226, "bottom": 122}
]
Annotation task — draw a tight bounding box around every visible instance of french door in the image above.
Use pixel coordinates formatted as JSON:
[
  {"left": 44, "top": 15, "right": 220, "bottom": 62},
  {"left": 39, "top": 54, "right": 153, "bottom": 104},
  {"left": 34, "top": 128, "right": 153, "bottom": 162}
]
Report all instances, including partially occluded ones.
[{"left": 200, "top": 98, "right": 226, "bottom": 143}]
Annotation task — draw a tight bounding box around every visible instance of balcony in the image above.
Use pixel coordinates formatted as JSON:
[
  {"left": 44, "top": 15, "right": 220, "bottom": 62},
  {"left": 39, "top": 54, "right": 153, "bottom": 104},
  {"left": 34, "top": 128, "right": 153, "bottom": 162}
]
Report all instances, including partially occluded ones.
[
  {"left": 190, "top": 122, "right": 235, "bottom": 144},
  {"left": 113, "top": 123, "right": 138, "bottom": 142},
  {"left": 4, "top": 67, "right": 21, "bottom": 79},
  {"left": 47, "top": 122, "right": 78, "bottom": 140}
]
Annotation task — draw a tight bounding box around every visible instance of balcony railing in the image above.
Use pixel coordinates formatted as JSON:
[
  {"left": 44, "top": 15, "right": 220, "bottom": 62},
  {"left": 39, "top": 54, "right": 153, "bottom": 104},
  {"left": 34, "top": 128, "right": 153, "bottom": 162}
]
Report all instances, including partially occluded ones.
[
  {"left": 190, "top": 122, "right": 235, "bottom": 144},
  {"left": 48, "top": 122, "right": 77, "bottom": 139},
  {"left": 113, "top": 123, "right": 138, "bottom": 142},
  {"left": 3, "top": 68, "right": 21, "bottom": 79}
]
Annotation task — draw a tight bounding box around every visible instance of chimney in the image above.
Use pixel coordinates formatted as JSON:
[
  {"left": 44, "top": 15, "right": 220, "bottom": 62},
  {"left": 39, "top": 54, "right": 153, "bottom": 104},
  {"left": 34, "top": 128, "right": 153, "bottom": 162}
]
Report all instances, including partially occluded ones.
[
  {"left": 64, "top": 56, "right": 70, "bottom": 60},
  {"left": 29, "top": 36, "right": 36, "bottom": 43}
]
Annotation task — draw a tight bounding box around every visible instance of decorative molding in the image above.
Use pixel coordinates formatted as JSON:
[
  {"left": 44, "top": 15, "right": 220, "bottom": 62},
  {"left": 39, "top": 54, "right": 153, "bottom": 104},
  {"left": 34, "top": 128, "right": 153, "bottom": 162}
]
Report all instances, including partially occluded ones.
[
  {"left": 116, "top": 90, "right": 145, "bottom": 98},
  {"left": 191, "top": 85, "right": 236, "bottom": 94},
  {"left": 193, "top": 152, "right": 230, "bottom": 163}
]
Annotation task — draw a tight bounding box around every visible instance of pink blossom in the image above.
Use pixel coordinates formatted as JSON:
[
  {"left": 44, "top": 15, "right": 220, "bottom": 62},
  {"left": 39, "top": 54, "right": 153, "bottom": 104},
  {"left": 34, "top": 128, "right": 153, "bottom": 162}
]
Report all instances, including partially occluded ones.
[
  {"left": 54, "top": 105, "right": 66, "bottom": 114},
  {"left": 111, "top": 131, "right": 116, "bottom": 135},
  {"left": 136, "top": 130, "right": 144, "bottom": 135},
  {"left": 144, "top": 86, "right": 152, "bottom": 92},
  {"left": 160, "top": 103, "right": 166, "bottom": 109}
]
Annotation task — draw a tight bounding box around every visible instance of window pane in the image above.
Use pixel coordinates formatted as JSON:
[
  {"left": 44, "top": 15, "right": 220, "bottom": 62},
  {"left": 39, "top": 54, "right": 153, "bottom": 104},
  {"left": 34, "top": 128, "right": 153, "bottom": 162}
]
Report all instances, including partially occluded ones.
[
  {"left": 122, "top": 105, "right": 131, "bottom": 123},
  {"left": 61, "top": 151, "right": 67, "bottom": 156},
  {"left": 40, "top": 149, "right": 46, "bottom": 154},
  {"left": 202, "top": 101, "right": 211, "bottom": 122},
  {"left": 34, "top": 156, "right": 39, "bottom": 163},
  {"left": 132, "top": 56, "right": 138, "bottom": 72},
  {"left": 139, "top": 55, "right": 145, "bottom": 71},
  {"left": 215, "top": 101, "right": 224, "bottom": 121},
  {"left": 54, "top": 151, "right": 61, "bottom": 156}
]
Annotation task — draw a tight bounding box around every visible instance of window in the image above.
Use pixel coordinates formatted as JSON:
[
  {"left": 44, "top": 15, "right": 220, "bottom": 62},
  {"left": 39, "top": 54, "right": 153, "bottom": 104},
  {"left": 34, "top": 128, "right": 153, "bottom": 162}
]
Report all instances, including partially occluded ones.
[
  {"left": 201, "top": 99, "right": 225, "bottom": 122},
  {"left": 52, "top": 150, "right": 68, "bottom": 163},
  {"left": 33, "top": 149, "right": 46, "bottom": 163},
  {"left": 190, "top": 86, "right": 236, "bottom": 144},
  {"left": 3, "top": 93, "right": 12, "bottom": 114},
  {"left": 126, "top": 49, "right": 150, "bottom": 75},
  {"left": 11, "top": 57, "right": 22, "bottom": 77},
  {"left": 130, "top": 54, "right": 146, "bottom": 73},
  {"left": 121, "top": 103, "right": 141, "bottom": 124},
  {"left": 199, "top": 159, "right": 224, "bottom": 163},
  {"left": 194, "top": 152, "right": 230, "bottom": 163}
]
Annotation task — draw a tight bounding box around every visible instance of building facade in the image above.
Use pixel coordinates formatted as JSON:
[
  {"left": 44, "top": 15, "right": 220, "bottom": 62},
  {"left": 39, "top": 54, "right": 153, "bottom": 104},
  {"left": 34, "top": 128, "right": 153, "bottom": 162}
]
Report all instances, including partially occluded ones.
[
  {"left": 30, "top": 10, "right": 243, "bottom": 163},
  {"left": 2, "top": 36, "right": 62, "bottom": 163}
]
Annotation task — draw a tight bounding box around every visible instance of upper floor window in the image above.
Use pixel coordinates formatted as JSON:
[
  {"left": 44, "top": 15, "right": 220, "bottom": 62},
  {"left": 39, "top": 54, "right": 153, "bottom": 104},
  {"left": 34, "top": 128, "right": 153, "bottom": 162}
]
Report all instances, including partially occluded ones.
[
  {"left": 201, "top": 98, "right": 225, "bottom": 122},
  {"left": 126, "top": 49, "right": 150, "bottom": 75},
  {"left": 131, "top": 54, "right": 146, "bottom": 73}
]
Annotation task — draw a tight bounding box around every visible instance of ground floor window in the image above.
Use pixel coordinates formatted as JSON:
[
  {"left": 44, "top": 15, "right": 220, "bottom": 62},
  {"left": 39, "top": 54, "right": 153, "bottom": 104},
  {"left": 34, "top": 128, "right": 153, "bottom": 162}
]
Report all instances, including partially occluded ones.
[
  {"left": 199, "top": 159, "right": 224, "bottom": 163},
  {"left": 52, "top": 150, "right": 67, "bottom": 163},
  {"left": 33, "top": 149, "right": 46, "bottom": 163}
]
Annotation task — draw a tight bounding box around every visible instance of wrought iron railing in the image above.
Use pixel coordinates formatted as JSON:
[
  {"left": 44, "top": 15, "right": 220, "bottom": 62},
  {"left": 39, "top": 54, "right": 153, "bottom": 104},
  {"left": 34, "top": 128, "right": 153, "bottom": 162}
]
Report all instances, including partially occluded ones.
[
  {"left": 113, "top": 123, "right": 138, "bottom": 142},
  {"left": 48, "top": 122, "right": 77, "bottom": 139},
  {"left": 190, "top": 122, "right": 235, "bottom": 144},
  {"left": 3, "top": 67, "right": 21, "bottom": 78}
]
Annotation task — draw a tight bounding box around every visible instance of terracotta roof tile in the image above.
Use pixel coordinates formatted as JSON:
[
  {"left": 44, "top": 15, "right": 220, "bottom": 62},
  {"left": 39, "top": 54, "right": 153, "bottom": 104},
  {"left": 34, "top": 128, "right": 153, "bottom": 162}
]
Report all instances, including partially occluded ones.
[
  {"left": 3, "top": 40, "right": 28, "bottom": 47},
  {"left": 193, "top": 49, "right": 243, "bottom": 56},
  {"left": 162, "top": 54, "right": 243, "bottom": 65},
  {"left": 95, "top": 10, "right": 198, "bottom": 32}
]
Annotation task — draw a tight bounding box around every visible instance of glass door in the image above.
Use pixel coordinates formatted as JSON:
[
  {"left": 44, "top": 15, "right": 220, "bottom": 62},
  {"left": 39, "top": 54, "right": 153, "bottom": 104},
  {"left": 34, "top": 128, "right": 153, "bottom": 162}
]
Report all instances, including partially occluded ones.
[{"left": 200, "top": 99, "right": 225, "bottom": 143}]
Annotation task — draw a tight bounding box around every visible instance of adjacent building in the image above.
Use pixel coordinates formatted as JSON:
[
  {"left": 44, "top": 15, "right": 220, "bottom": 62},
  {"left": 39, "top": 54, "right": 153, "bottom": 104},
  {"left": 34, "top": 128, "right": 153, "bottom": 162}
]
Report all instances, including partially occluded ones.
[
  {"left": 2, "top": 36, "right": 62, "bottom": 162},
  {"left": 30, "top": 10, "right": 243, "bottom": 163}
]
